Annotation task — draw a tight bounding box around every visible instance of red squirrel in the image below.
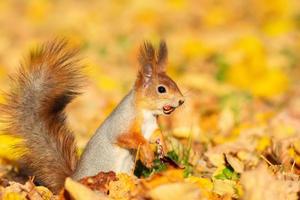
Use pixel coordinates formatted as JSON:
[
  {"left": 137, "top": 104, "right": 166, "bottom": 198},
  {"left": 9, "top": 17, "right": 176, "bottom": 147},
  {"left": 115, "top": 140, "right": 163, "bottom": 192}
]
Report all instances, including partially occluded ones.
[{"left": 0, "top": 39, "right": 184, "bottom": 193}]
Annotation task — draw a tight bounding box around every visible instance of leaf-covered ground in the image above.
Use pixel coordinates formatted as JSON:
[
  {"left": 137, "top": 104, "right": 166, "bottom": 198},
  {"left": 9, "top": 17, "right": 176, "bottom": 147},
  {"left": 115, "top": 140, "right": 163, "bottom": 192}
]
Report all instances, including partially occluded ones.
[{"left": 1, "top": 0, "right": 300, "bottom": 199}]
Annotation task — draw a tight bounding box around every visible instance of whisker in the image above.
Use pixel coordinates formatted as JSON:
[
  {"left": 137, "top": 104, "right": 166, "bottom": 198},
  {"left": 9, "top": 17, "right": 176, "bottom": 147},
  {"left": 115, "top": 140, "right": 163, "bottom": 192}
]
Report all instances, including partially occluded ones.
[
  {"left": 182, "top": 89, "right": 193, "bottom": 96},
  {"left": 183, "top": 93, "right": 197, "bottom": 99},
  {"left": 182, "top": 88, "right": 197, "bottom": 99},
  {"left": 183, "top": 94, "right": 193, "bottom": 99},
  {"left": 180, "top": 103, "right": 187, "bottom": 110}
]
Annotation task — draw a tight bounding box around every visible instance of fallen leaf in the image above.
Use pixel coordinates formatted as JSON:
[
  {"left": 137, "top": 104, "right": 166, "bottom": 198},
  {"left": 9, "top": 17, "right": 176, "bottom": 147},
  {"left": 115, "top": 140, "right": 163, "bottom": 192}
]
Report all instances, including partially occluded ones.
[
  {"left": 79, "top": 171, "right": 117, "bottom": 193},
  {"left": 3, "top": 192, "right": 26, "bottom": 200},
  {"left": 226, "top": 154, "right": 244, "bottom": 173},
  {"left": 108, "top": 173, "right": 136, "bottom": 200},
  {"left": 149, "top": 182, "right": 201, "bottom": 200},
  {"left": 185, "top": 176, "right": 213, "bottom": 198},
  {"left": 212, "top": 179, "right": 238, "bottom": 198},
  {"left": 64, "top": 177, "right": 108, "bottom": 200},
  {"left": 241, "top": 164, "right": 299, "bottom": 200}
]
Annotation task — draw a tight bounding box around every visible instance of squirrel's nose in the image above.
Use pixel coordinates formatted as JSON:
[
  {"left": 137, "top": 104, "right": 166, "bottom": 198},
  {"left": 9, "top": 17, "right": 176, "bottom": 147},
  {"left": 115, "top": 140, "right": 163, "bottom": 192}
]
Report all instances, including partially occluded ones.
[{"left": 178, "top": 99, "right": 185, "bottom": 106}]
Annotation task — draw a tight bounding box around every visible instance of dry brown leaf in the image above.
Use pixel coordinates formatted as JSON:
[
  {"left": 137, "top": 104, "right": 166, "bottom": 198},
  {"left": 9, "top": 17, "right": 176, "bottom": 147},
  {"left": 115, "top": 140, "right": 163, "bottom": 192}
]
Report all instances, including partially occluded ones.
[
  {"left": 79, "top": 171, "right": 117, "bottom": 193},
  {"left": 265, "top": 135, "right": 300, "bottom": 173},
  {"left": 236, "top": 151, "right": 260, "bottom": 169},
  {"left": 1, "top": 180, "right": 53, "bottom": 200},
  {"left": 241, "top": 164, "right": 300, "bottom": 200}
]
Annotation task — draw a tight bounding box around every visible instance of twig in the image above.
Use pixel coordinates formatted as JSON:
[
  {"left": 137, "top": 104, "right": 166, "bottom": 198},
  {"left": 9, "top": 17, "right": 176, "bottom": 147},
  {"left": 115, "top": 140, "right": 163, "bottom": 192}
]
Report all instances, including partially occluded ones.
[
  {"left": 260, "top": 154, "right": 274, "bottom": 166},
  {"left": 131, "top": 144, "right": 141, "bottom": 175}
]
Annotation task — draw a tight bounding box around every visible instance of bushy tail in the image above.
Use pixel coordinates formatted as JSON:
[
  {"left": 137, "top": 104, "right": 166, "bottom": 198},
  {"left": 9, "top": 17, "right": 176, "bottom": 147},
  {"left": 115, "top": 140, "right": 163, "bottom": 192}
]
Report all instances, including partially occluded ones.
[{"left": 0, "top": 39, "right": 84, "bottom": 193}]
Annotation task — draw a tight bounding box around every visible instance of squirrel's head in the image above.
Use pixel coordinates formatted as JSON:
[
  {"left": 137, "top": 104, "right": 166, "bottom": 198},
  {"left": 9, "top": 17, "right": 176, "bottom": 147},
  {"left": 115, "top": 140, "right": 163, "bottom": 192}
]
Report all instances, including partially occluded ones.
[{"left": 134, "top": 41, "right": 184, "bottom": 116}]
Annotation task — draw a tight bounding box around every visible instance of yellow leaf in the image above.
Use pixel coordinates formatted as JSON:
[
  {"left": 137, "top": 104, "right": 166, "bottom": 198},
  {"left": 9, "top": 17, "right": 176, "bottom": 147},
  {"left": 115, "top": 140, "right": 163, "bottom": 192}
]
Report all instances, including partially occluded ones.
[
  {"left": 134, "top": 8, "right": 159, "bottom": 26},
  {"left": 227, "top": 35, "right": 289, "bottom": 98},
  {"left": 255, "top": 112, "right": 275, "bottom": 123},
  {"left": 26, "top": 0, "right": 52, "bottom": 24},
  {"left": 182, "top": 39, "right": 211, "bottom": 59},
  {"left": 172, "top": 127, "right": 201, "bottom": 141},
  {"left": 185, "top": 176, "right": 213, "bottom": 198},
  {"left": 256, "top": 136, "right": 271, "bottom": 152},
  {"left": 3, "top": 192, "right": 26, "bottom": 200},
  {"left": 87, "top": 64, "right": 120, "bottom": 92},
  {"left": 35, "top": 186, "right": 53, "bottom": 200},
  {"left": 251, "top": 69, "right": 289, "bottom": 97},
  {"left": 108, "top": 173, "right": 136, "bottom": 200},
  {"left": 202, "top": 6, "right": 230, "bottom": 27},
  {"left": 0, "top": 135, "right": 22, "bottom": 160},
  {"left": 167, "top": 0, "right": 187, "bottom": 10},
  {"left": 288, "top": 147, "right": 300, "bottom": 165},
  {"left": 263, "top": 19, "right": 294, "bottom": 36}
]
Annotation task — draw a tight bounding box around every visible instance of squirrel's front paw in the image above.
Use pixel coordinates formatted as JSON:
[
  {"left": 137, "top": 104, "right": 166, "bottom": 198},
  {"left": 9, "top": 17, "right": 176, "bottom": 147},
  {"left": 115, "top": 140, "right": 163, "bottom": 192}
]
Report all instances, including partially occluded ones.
[{"left": 140, "top": 144, "right": 155, "bottom": 168}]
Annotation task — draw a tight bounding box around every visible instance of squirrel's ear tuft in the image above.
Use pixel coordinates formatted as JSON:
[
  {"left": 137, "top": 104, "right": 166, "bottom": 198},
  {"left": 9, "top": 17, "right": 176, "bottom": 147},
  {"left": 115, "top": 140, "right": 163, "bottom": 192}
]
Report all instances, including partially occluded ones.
[
  {"left": 157, "top": 40, "right": 168, "bottom": 72},
  {"left": 138, "top": 41, "right": 155, "bottom": 84},
  {"left": 157, "top": 40, "right": 168, "bottom": 73}
]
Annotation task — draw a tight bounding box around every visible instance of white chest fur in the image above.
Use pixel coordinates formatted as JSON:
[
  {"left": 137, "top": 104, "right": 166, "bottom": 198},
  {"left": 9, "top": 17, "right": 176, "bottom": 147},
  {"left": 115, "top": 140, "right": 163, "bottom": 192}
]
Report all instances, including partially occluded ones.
[{"left": 141, "top": 110, "right": 158, "bottom": 140}]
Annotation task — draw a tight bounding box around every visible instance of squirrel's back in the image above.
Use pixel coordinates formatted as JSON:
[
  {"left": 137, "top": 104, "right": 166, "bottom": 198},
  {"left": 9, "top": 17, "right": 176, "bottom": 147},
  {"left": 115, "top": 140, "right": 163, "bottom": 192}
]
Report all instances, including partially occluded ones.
[{"left": 0, "top": 40, "right": 84, "bottom": 193}]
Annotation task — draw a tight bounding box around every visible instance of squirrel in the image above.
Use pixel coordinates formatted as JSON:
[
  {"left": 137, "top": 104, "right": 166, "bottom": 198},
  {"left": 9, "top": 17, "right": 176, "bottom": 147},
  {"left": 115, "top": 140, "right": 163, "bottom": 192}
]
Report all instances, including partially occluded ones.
[{"left": 0, "top": 39, "right": 184, "bottom": 193}]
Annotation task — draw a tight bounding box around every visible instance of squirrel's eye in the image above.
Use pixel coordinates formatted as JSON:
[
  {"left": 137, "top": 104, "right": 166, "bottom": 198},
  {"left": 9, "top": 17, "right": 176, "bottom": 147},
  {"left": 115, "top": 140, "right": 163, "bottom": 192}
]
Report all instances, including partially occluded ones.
[{"left": 158, "top": 86, "right": 166, "bottom": 93}]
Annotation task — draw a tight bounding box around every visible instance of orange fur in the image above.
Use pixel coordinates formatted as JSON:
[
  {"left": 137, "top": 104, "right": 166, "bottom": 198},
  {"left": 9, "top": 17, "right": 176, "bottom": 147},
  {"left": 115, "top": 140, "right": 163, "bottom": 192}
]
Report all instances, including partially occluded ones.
[
  {"left": 134, "top": 41, "right": 184, "bottom": 113},
  {"left": 116, "top": 117, "right": 155, "bottom": 168}
]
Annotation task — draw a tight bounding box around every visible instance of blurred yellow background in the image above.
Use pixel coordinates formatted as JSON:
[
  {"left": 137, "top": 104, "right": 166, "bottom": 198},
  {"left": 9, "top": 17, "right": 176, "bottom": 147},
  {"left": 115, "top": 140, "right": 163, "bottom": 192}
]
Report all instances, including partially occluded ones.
[{"left": 0, "top": 0, "right": 300, "bottom": 153}]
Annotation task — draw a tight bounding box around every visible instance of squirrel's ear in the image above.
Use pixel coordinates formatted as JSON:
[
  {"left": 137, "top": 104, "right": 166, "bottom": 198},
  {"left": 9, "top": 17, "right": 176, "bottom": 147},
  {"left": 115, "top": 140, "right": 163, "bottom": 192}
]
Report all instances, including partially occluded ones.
[
  {"left": 157, "top": 40, "right": 168, "bottom": 73},
  {"left": 138, "top": 41, "right": 155, "bottom": 86}
]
